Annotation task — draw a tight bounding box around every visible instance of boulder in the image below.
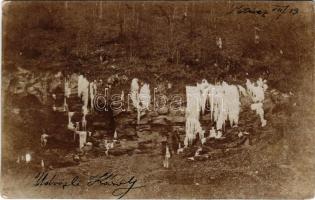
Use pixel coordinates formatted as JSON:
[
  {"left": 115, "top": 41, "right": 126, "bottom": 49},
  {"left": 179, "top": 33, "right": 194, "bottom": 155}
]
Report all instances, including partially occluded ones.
[
  {"left": 167, "top": 116, "right": 185, "bottom": 123},
  {"left": 138, "top": 117, "right": 151, "bottom": 125},
  {"left": 138, "top": 140, "right": 156, "bottom": 149},
  {"left": 169, "top": 109, "right": 185, "bottom": 116},
  {"left": 157, "top": 107, "right": 169, "bottom": 115},
  {"left": 148, "top": 111, "right": 159, "bottom": 117},
  {"left": 120, "top": 140, "right": 138, "bottom": 149},
  {"left": 116, "top": 127, "right": 137, "bottom": 139},
  {"left": 115, "top": 116, "right": 136, "bottom": 125},
  {"left": 151, "top": 117, "right": 168, "bottom": 125},
  {"left": 137, "top": 124, "right": 151, "bottom": 132},
  {"left": 137, "top": 131, "right": 162, "bottom": 143},
  {"left": 172, "top": 126, "right": 185, "bottom": 134}
]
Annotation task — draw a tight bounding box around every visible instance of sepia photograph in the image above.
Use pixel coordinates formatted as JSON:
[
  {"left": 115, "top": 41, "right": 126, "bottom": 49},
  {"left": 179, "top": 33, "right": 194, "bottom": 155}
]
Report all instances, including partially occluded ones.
[{"left": 1, "top": 0, "right": 315, "bottom": 198}]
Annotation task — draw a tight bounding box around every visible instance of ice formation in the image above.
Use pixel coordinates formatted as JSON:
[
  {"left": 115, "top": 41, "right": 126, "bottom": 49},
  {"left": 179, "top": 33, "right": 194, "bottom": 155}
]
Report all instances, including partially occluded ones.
[
  {"left": 185, "top": 86, "right": 202, "bottom": 146},
  {"left": 216, "top": 37, "right": 223, "bottom": 49},
  {"left": 89, "top": 81, "right": 97, "bottom": 111},
  {"left": 130, "top": 78, "right": 151, "bottom": 124},
  {"left": 64, "top": 79, "right": 71, "bottom": 111},
  {"left": 77, "top": 131, "right": 87, "bottom": 149},
  {"left": 67, "top": 112, "right": 75, "bottom": 130},
  {"left": 246, "top": 78, "right": 268, "bottom": 127},
  {"left": 184, "top": 80, "right": 242, "bottom": 146},
  {"left": 199, "top": 80, "right": 240, "bottom": 130},
  {"left": 139, "top": 83, "right": 151, "bottom": 110},
  {"left": 223, "top": 82, "right": 240, "bottom": 127},
  {"left": 78, "top": 75, "right": 90, "bottom": 130},
  {"left": 130, "top": 78, "right": 140, "bottom": 109},
  {"left": 64, "top": 79, "right": 71, "bottom": 98},
  {"left": 237, "top": 85, "right": 247, "bottom": 96}
]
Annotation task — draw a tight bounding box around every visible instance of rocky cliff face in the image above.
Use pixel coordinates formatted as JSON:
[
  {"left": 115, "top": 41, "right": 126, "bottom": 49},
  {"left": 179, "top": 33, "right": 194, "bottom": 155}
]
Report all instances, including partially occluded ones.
[
  {"left": 4, "top": 67, "right": 64, "bottom": 105},
  {"left": 2, "top": 66, "right": 294, "bottom": 165}
]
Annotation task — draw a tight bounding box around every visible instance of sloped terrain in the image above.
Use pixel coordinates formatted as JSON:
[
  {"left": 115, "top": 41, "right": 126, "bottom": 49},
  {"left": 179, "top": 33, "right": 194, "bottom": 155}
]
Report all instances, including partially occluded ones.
[{"left": 1, "top": 1, "right": 315, "bottom": 198}]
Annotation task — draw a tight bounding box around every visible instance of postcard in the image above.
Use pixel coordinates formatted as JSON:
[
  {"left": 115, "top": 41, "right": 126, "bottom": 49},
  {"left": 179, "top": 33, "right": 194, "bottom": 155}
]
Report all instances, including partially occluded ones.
[{"left": 1, "top": 1, "right": 314, "bottom": 199}]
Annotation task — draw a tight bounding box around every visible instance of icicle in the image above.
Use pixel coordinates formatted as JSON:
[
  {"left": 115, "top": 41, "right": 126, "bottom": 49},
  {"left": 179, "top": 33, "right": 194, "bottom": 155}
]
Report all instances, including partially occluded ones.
[
  {"left": 251, "top": 103, "right": 267, "bottom": 127},
  {"left": 246, "top": 78, "right": 268, "bottom": 127},
  {"left": 121, "top": 90, "right": 124, "bottom": 102},
  {"left": 224, "top": 83, "right": 240, "bottom": 127},
  {"left": 90, "top": 81, "right": 97, "bottom": 111},
  {"left": 195, "top": 147, "right": 202, "bottom": 156},
  {"left": 76, "top": 122, "right": 80, "bottom": 131},
  {"left": 41, "top": 159, "right": 45, "bottom": 169},
  {"left": 254, "top": 27, "right": 260, "bottom": 44},
  {"left": 65, "top": 79, "right": 71, "bottom": 98},
  {"left": 201, "top": 137, "right": 206, "bottom": 145},
  {"left": 90, "top": 82, "right": 94, "bottom": 110},
  {"left": 130, "top": 78, "right": 140, "bottom": 109},
  {"left": 165, "top": 146, "right": 171, "bottom": 158},
  {"left": 177, "top": 143, "right": 184, "bottom": 154},
  {"left": 185, "top": 80, "right": 243, "bottom": 144},
  {"left": 216, "top": 37, "right": 223, "bottom": 49},
  {"left": 197, "top": 79, "right": 211, "bottom": 114},
  {"left": 164, "top": 146, "right": 171, "bottom": 168},
  {"left": 215, "top": 130, "right": 222, "bottom": 139},
  {"left": 41, "top": 133, "right": 48, "bottom": 147},
  {"left": 114, "top": 129, "right": 118, "bottom": 140},
  {"left": 131, "top": 78, "right": 151, "bottom": 124},
  {"left": 82, "top": 106, "right": 88, "bottom": 131},
  {"left": 25, "top": 153, "right": 31, "bottom": 163},
  {"left": 139, "top": 83, "right": 151, "bottom": 110},
  {"left": 210, "top": 86, "right": 215, "bottom": 121},
  {"left": 238, "top": 85, "right": 247, "bottom": 96},
  {"left": 77, "top": 75, "right": 90, "bottom": 130},
  {"left": 131, "top": 78, "right": 141, "bottom": 124},
  {"left": 78, "top": 131, "right": 87, "bottom": 149},
  {"left": 67, "top": 112, "right": 75, "bottom": 130},
  {"left": 186, "top": 86, "right": 201, "bottom": 119},
  {"left": 213, "top": 84, "right": 226, "bottom": 130},
  {"left": 185, "top": 86, "right": 202, "bottom": 145},
  {"left": 209, "top": 127, "right": 216, "bottom": 138},
  {"left": 185, "top": 86, "right": 200, "bottom": 146},
  {"left": 63, "top": 98, "right": 68, "bottom": 112},
  {"left": 64, "top": 79, "right": 71, "bottom": 111},
  {"left": 78, "top": 75, "right": 83, "bottom": 97},
  {"left": 184, "top": 136, "right": 188, "bottom": 147}
]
